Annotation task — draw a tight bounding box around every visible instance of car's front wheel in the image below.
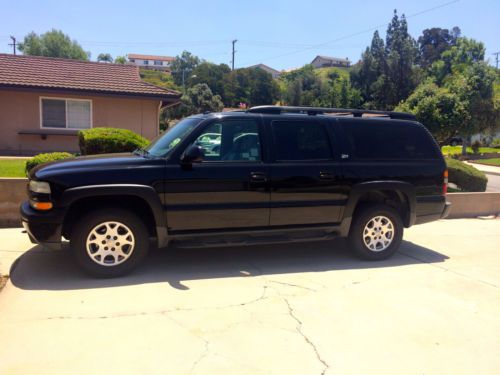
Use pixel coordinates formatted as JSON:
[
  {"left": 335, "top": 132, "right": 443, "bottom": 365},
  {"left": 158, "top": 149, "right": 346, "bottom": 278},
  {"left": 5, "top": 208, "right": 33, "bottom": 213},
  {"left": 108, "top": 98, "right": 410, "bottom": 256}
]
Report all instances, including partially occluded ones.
[
  {"left": 348, "top": 204, "right": 403, "bottom": 260},
  {"left": 71, "top": 208, "right": 149, "bottom": 277}
]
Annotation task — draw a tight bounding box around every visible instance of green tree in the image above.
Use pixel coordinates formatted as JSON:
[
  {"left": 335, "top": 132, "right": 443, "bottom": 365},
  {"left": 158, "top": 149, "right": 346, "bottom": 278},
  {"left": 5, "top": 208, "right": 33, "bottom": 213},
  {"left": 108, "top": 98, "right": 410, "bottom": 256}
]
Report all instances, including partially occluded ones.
[
  {"left": 417, "top": 27, "right": 460, "bottom": 68},
  {"left": 97, "top": 53, "right": 113, "bottom": 63},
  {"left": 396, "top": 81, "right": 468, "bottom": 143},
  {"left": 350, "top": 10, "right": 419, "bottom": 110},
  {"left": 170, "top": 51, "right": 201, "bottom": 87},
  {"left": 190, "top": 62, "right": 231, "bottom": 100},
  {"left": 18, "top": 29, "right": 89, "bottom": 60},
  {"left": 114, "top": 56, "right": 127, "bottom": 64}
]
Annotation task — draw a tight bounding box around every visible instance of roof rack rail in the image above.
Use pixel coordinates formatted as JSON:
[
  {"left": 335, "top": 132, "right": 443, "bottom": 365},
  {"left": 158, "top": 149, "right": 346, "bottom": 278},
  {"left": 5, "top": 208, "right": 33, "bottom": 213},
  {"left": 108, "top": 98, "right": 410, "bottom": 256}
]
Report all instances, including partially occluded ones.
[{"left": 247, "top": 105, "right": 416, "bottom": 120}]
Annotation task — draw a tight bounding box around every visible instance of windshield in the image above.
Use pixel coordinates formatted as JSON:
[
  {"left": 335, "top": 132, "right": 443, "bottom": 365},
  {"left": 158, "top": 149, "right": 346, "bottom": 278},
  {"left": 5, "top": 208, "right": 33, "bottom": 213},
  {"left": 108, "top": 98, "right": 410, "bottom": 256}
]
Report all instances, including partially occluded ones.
[{"left": 146, "top": 117, "right": 202, "bottom": 157}]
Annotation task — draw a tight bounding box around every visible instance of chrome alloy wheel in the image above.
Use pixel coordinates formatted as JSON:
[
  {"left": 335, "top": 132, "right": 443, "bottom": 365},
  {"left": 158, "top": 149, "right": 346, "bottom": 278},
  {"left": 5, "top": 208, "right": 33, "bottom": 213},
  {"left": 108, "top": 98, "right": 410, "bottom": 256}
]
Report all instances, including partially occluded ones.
[
  {"left": 86, "top": 221, "right": 135, "bottom": 266},
  {"left": 362, "top": 215, "right": 395, "bottom": 252}
]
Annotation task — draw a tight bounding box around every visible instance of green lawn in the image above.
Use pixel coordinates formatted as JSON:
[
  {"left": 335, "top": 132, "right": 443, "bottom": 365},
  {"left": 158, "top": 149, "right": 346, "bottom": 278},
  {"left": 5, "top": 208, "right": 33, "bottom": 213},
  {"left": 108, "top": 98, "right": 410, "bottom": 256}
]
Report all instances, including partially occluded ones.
[
  {"left": 441, "top": 146, "right": 500, "bottom": 156},
  {"left": 0, "top": 159, "right": 27, "bottom": 177},
  {"left": 470, "top": 158, "right": 500, "bottom": 166}
]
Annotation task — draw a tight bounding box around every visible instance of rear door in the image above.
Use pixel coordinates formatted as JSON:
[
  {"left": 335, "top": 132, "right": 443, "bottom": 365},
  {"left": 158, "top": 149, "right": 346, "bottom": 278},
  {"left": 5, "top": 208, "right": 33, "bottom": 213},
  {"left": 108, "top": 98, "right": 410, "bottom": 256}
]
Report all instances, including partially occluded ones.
[{"left": 267, "top": 117, "right": 345, "bottom": 226}]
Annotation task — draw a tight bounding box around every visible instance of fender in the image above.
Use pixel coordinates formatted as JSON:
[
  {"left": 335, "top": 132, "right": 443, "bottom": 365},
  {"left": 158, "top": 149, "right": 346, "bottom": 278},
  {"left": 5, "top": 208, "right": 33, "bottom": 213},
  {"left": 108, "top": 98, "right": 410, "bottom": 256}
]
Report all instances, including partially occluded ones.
[
  {"left": 339, "top": 181, "right": 416, "bottom": 236},
  {"left": 60, "top": 184, "right": 169, "bottom": 247}
]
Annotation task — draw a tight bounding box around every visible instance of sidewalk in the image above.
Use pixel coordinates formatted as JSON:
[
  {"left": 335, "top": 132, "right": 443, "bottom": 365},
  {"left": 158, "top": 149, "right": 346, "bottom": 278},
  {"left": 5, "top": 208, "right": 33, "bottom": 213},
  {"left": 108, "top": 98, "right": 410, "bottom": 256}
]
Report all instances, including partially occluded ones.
[{"left": 466, "top": 161, "right": 500, "bottom": 176}]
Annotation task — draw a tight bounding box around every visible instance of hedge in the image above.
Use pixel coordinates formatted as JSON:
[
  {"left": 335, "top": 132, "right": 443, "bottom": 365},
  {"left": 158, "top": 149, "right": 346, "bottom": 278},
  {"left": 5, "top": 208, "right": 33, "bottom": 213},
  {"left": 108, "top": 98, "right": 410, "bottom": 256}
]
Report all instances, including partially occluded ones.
[
  {"left": 25, "top": 152, "right": 74, "bottom": 174},
  {"left": 446, "top": 158, "right": 487, "bottom": 192},
  {"left": 78, "top": 127, "right": 149, "bottom": 155}
]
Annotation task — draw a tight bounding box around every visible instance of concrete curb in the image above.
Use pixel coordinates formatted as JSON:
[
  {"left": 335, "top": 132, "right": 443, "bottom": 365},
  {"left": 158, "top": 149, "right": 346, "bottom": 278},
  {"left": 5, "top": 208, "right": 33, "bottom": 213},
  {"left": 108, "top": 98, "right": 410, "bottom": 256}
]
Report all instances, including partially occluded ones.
[{"left": 0, "top": 178, "right": 499, "bottom": 226}]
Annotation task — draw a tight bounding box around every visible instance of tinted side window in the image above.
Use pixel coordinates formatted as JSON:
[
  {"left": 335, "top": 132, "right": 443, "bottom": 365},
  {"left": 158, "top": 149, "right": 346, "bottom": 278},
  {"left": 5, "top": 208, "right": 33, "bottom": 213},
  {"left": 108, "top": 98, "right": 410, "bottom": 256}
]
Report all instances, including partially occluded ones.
[
  {"left": 272, "top": 121, "right": 332, "bottom": 161},
  {"left": 341, "top": 121, "right": 439, "bottom": 160},
  {"left": 193, "top": 119, "right": 261, "bottom": 162}
]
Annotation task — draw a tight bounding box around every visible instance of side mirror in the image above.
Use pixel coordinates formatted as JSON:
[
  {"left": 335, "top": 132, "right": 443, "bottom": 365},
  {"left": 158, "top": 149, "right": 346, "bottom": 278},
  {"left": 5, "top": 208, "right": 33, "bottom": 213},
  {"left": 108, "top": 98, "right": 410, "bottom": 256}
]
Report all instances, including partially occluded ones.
[{"left": 180, "top": 145, "right": 204, "bottom": 165}]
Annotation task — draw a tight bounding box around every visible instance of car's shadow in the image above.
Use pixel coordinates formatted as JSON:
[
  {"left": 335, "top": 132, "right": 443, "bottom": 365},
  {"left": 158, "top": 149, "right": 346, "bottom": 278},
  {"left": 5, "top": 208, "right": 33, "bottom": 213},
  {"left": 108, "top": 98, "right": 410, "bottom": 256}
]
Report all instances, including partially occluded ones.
[{"left": 9, "top": 239, "right": 448, "bottom": 291}]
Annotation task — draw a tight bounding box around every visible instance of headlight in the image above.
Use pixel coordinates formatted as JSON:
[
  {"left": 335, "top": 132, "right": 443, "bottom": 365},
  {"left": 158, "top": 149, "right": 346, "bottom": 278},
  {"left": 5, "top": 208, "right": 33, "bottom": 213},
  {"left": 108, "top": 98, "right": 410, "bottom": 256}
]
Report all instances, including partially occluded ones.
[{"left": 29, "top": 180, "right": 51, "bottom": 194}]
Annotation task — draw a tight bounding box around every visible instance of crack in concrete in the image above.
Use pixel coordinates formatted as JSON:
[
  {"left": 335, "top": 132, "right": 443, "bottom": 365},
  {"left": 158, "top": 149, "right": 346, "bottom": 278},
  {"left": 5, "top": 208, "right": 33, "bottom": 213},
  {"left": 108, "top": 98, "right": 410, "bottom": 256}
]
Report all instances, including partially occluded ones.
[
  {"left": 399, "top": 251, "right": 499, "bottom": 289},
  {"left": 42, "top": 285, "right": 269, "bottom": 321},
  {"left": 268, "top": 280, "right": 318, "bottom": 292},
  {"left": 283, "top": 297, "right": 330, "bottom": 375}
]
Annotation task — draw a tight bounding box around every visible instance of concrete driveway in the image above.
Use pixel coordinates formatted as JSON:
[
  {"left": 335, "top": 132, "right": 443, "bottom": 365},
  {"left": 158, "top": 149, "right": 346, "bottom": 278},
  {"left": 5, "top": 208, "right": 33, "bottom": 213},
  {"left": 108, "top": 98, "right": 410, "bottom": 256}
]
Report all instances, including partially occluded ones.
[{"left": 1, "top": 219, "right": 499, "bottom": 375}]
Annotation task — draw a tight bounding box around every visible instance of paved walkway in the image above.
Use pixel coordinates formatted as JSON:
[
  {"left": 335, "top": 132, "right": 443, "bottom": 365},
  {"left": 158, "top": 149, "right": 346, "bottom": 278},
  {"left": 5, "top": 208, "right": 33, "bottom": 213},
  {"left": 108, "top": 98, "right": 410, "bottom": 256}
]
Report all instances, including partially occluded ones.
[
  {"left": 466, "top": 161, "right": 500, "bottom": 176},
  {"left": 1, "top": 219, "right": 499, "bottom": 374}
]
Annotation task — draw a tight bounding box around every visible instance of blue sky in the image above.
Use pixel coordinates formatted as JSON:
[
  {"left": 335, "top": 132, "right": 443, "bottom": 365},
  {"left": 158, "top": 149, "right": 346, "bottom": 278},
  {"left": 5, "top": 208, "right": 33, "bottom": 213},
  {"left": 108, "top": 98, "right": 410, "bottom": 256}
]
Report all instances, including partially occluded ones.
[{"left": 1, "top": 0, "right": 498, "bottom": 70}]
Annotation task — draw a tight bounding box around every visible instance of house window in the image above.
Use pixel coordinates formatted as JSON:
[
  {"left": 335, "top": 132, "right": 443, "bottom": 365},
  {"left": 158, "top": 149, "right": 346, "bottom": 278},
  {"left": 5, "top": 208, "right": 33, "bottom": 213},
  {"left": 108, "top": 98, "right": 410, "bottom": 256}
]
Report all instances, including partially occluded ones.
[
  {"left": 143, "top": 60, "right": 149, "bottom": 65},
  {"left": 154, "top": 60, "right": 163, "bottom": 66},
  {"left": 129, "top": 58, "right": 135, "bottom": 63},
  {"left": 41, "top": 98, "right": 91, "bottom": 129}
]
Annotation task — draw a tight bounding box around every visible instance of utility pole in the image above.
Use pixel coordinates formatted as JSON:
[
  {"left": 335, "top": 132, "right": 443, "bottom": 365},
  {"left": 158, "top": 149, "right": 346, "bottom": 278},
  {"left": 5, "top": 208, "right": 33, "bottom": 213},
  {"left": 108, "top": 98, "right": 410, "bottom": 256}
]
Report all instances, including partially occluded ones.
[
  {"left": 493, "top": 52, "right": 500, "bottom": 69},
  {"left": 231, "top": 39, "right": 237, "bottom": 70},
  {"left": 8, "top": 36, "right": 17, "bottom": 55}
]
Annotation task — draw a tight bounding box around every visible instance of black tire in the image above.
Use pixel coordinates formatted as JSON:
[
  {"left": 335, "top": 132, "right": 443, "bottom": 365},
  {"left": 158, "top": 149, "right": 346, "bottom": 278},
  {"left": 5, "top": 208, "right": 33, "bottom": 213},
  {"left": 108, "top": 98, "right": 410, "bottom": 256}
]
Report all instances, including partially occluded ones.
[
  {"left": 70, "top": 208, "right": 149, "bottom": 277},
  {"left": 348, "top": 204, "right": 403, "bottom": 260}
]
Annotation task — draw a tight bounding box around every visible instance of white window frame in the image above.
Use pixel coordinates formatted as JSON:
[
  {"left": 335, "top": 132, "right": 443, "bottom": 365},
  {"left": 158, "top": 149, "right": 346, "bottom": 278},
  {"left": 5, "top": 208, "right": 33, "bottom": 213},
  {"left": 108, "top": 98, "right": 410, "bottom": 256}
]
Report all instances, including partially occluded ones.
[{"left": 39, "top": 97, "right": 93, "bottom": 130}]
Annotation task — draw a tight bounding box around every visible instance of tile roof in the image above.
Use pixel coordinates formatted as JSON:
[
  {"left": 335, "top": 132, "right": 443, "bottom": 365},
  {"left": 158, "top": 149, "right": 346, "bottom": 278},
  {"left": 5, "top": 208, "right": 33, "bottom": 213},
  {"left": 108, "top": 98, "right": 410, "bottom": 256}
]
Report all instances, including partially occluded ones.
[
  {"left": 0, "top": 54, "right": 181, "bottom": 99},
  {"left": 127, "top": 54, "right": 174, "bottom": 62}
]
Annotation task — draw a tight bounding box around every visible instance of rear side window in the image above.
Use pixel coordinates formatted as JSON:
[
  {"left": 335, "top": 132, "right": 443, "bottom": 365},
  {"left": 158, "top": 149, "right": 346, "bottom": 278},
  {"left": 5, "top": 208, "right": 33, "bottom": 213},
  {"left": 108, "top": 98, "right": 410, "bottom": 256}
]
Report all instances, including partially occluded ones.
[
  {"left": 272, "top": 120, "right": 332, "bottom": 161},
  {"left": 341, "top": 121, "right": 440, "bottom": 160}
]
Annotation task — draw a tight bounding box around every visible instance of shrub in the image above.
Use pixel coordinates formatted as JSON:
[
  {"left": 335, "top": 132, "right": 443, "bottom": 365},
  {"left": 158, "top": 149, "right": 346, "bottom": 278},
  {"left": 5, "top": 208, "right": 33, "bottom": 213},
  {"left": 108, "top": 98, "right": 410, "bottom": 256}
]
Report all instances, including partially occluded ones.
[
  {"left": 471, "top": 140, "right": 482, "bottom": 154},
  {"left": 491, "top": 138, "right": 500, "bottom": 148},
  {"left": 78, "top": 127, "right": 149, "bottom": 155},
  {"left": 446, "top": 158, "right": 487, "bottom": 192},
  {"left": 25, "top": 152, "right": 73, "bottom": 174}
]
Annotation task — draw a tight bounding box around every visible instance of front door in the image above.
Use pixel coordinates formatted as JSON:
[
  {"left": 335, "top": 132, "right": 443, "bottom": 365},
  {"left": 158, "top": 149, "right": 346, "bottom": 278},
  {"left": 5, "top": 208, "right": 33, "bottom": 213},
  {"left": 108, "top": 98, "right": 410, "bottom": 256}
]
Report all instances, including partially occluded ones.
[
  {"left": 164, "top": 118, "right": 270, "bottom": 232},
  {"left": 268, "top": 118, "right": 344, "bottom": 226}
]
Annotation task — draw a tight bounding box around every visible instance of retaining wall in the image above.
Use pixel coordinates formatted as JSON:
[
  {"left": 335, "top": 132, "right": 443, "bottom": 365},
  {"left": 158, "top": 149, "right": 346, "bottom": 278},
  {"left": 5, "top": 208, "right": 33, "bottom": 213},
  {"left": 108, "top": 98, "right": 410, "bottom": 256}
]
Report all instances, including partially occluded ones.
[{"left": 0, "top": 178, "right": 499, "bottom": 227}]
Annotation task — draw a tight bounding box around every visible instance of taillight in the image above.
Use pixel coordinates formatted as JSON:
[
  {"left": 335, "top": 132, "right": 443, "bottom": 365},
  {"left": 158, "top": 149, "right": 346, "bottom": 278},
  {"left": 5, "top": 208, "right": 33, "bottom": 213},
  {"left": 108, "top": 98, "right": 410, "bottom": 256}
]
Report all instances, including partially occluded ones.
[{"left": 443, "top": 170, "right": 448, "bottom": 195}]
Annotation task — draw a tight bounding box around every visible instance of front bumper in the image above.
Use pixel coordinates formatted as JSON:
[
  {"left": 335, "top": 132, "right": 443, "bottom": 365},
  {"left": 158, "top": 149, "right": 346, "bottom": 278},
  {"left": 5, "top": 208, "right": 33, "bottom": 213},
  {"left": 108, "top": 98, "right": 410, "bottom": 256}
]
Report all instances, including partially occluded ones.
[{"left": 20, "top": 201, "right": 64, "bottom": 250}]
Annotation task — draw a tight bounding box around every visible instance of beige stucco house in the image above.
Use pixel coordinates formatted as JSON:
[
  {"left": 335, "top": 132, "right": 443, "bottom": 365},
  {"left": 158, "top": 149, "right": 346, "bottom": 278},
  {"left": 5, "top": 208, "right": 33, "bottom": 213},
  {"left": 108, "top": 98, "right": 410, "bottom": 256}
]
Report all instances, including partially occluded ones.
[{"left": 0, "top": 54, "right": 180, "bottom": 155}]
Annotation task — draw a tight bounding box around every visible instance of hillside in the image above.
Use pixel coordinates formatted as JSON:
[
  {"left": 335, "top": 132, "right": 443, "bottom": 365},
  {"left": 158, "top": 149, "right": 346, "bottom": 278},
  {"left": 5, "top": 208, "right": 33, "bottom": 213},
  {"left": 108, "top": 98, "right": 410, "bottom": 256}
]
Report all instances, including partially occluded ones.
[
  {"left": 314, "top": 66, "right": 351, "bottom": 80},
  {"left": 139, "top": 69, "right": 179, "bottom": 91}
]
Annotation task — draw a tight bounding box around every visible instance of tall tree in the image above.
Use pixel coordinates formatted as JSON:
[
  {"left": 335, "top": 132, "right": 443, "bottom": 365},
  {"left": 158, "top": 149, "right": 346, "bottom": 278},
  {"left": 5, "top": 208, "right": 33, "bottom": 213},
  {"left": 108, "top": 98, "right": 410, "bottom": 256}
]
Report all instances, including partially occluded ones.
[
  {"left": 190, "top": 62, "right": 231, "bottom": 100},
  {"left": 170, "top": 51, "right": 201, "bottom": 87},
  {"left": 417, "top": 27, "right": 460, "bottom": 68},
  {"left": 18, "top": 29, "right": 89, "bottom": 60}
]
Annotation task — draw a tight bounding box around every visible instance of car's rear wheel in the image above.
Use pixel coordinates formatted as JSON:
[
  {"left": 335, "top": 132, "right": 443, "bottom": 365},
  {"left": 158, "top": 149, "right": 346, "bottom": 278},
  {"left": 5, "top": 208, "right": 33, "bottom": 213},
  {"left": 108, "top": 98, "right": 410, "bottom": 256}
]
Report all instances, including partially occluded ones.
[
  {"left": 348, "top": 204, "right": 403, "bottom": 260},
  {"left": 71, "top": 208, "right": 149, "bottom": 277}
]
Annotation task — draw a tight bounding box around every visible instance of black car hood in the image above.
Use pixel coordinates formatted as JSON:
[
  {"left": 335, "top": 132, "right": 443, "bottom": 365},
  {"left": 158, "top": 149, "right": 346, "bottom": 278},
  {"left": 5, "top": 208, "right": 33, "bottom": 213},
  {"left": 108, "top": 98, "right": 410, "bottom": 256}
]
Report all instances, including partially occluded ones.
[{"left": 32, "top": 153, "right": 149, "bottom": 180}]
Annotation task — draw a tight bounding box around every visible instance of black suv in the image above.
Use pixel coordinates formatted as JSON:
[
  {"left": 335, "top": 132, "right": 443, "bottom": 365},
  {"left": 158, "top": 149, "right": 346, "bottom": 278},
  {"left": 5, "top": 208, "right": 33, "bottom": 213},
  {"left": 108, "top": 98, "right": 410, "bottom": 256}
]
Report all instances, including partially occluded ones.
[{"left": 21, "top": 106, "right": 451, "bottom": 277}]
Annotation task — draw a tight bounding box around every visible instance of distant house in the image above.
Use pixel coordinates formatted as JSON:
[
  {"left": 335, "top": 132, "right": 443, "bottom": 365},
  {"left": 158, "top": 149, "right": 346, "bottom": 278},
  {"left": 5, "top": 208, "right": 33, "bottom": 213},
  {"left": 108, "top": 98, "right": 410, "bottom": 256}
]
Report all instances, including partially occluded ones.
[
  {"left": 311, "top": 55, "right": 350, "bottom": 68},
  {"left": 127, "top": 54, "right": 174, "bottom": 71},
  {"left": 0, "top": 54, "right": 181, "bottom": 155},
  {"left": 248, "top": 64, "right": 281, "bottom": 79}
]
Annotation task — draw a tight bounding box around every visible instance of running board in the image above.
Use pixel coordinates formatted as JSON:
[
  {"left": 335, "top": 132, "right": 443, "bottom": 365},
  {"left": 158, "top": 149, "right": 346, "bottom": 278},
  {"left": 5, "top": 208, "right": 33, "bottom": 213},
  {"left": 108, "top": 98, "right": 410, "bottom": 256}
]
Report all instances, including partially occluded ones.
[{"left": 172, "top": 229, "right": 339, "bottom": 249}]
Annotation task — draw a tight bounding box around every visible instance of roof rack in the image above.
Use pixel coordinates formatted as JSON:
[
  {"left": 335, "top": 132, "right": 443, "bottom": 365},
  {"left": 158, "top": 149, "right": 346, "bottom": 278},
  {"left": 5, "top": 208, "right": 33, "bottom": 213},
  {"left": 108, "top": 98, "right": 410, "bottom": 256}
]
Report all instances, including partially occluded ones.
[{"left": 246, "top": 105, "right": 416, "bottom": 120}]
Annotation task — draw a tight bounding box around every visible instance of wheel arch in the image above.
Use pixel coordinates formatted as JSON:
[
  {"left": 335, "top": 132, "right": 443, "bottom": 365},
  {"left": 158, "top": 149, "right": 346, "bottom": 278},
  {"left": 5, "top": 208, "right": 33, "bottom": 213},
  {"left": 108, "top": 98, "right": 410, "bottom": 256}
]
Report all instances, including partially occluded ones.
[
  {"left": 340, "top": 181, "right": 416, "bottom": 236},
  {"left": 60, "top": 184, "right": 168, "bottom": 247}
]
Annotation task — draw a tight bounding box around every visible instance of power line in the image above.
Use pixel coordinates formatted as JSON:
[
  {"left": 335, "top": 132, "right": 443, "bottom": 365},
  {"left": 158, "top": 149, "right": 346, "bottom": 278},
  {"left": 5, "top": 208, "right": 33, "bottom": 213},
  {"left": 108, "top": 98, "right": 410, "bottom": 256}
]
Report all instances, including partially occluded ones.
[{"left": 240, "top": 0, "right": 461, "bottom": 66}]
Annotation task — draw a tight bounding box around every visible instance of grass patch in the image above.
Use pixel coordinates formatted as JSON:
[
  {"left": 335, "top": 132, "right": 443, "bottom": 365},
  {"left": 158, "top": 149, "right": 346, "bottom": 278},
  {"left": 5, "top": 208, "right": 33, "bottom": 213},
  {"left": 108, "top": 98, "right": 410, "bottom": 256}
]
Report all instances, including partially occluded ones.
[
  {"left": 0, "top": 159, "right": 26, "bottom": 177},
  {"left": 441, "top": 146, "right": 500, "bottom": 156},
  {"left": 470, "top": 158, "right": 500, "bottom": 166}
]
